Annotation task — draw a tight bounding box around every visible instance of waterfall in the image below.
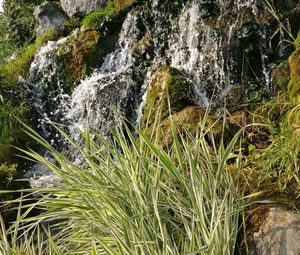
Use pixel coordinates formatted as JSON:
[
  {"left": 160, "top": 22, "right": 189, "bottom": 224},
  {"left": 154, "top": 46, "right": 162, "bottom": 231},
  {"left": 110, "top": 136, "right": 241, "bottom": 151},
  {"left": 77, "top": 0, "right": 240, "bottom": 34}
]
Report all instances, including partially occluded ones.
[
  {"left": 26, "top": 0, "right": 274, "bottom": 186},
  {"left": 27, "top": 37, "right": 70, "bottom": 144},
  {"left": 66, "top": 11, "right": 143, "bottom": 142}
]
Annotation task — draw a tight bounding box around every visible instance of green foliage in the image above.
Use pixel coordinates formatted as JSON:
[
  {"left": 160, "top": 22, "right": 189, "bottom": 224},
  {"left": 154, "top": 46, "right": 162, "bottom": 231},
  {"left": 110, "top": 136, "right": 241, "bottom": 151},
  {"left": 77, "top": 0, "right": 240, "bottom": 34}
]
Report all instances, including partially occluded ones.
[
  {"left": 1, "top": 116, "right": 250, "bottom": 254},
  {"left": 264, "top": 0, "right": 296, "bottom": 49},
  {"left": 0, "top": 99, "right": 29, "bottom": 144},
  {"left": 81, "top": 1, "right": 117, "bottom": 30},
  {"left": 81, "top": 0, "right": 135, "bottom": 30},
  {"left": 0, "top": 29, "right": 59, "bottom": 99},
  {"left": 1, "top": 0, "right": 43, "bottom": 49},
  {"left": 240, "top": 99, "right": 300, "bottom": 197}
]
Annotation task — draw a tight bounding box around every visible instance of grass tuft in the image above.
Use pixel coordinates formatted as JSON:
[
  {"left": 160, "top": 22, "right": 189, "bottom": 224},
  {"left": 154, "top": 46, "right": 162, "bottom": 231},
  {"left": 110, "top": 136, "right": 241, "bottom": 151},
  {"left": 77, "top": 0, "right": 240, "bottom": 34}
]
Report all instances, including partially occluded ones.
[{"left": 1, "top": 113, "right": 249, "bottom": 254}]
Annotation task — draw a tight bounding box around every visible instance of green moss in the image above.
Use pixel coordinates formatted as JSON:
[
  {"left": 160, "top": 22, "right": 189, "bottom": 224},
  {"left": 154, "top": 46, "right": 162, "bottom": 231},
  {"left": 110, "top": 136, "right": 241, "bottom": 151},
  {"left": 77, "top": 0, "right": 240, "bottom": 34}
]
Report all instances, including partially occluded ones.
[
  {"left": 271, "top": 60, "right": 290, "bottom": 93},
  {"left": 288, "top": 46, "right": 300, "bottom": 102},
  {"left": 58, "top": 29, "right": 119, "bottom": 90},
  {"left": 295, "top": 31, "right": 300, "bottom": 49},
  {"left": 58, "top": 30, "right": 101, "bottom": 90},
  {"left": 81, "top": 1, "right": 116, "bottom": 30},
  {"left": 81, "top": 0, "right": 136, "bottom": 30},
  {"left": 113, "top": 0, "right": 136, "bottom": 11},
  {"left": 0, "top": 29, "right": 59, "bottom": 97},
  {"left": 141, "top": 66, "right": 196, "bottom": 130}
]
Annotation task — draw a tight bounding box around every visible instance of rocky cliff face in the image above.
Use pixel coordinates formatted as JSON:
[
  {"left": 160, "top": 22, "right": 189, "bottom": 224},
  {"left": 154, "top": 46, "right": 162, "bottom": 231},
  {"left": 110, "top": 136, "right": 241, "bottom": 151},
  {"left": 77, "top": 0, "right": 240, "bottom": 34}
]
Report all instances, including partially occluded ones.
[{"left": 28, "top": 0, "right": 300, "bottom": 139}]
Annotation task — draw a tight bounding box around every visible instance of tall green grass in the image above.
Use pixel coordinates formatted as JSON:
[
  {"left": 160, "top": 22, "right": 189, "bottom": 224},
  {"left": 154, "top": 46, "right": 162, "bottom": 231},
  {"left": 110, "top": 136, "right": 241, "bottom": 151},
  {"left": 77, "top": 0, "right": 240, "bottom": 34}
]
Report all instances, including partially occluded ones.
[{"left": 1, "top": 114, "right": 249, "bottom": 254}]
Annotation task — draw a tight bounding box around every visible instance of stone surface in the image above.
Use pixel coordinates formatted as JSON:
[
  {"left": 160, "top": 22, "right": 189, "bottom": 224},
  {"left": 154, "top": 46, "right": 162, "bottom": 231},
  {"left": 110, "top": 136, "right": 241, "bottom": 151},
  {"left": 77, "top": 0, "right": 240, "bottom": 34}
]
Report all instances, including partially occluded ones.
[
  {"left": 251, "top": 207, "right": 300, "bottom": 255},
  {"left": 34, "top": 1, "right": 68, "bottom": 35},
  {"left": 60, "top": 0, "right": 108, "bottom": 17}
]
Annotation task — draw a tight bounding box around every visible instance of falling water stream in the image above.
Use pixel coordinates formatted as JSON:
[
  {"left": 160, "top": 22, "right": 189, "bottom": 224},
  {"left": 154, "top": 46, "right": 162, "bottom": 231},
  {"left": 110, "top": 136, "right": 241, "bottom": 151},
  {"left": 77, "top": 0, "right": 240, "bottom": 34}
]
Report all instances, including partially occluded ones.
[{"left": 26, "top": 0, "right": 272, "bottom": 186}]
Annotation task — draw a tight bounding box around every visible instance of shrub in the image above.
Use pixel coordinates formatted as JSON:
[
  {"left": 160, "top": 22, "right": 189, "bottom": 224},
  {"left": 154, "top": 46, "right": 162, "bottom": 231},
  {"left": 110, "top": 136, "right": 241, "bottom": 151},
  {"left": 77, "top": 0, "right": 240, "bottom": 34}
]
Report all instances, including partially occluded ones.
[{"left": 1, "top": 0, "right": 43, "bottom": 48}]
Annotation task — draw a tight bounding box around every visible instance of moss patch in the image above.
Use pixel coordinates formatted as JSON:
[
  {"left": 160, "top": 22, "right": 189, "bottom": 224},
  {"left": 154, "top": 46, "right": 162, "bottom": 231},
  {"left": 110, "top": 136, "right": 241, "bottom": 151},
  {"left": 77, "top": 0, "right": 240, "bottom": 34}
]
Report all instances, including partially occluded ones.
[
  {"left": 58, "top": 30, "right": 101, "bottom": 90},
  {"left": 58, "top": 27, "right": 121, "bottom": 90},
  {"left": 157, "top": 106, "right": 249, "bottom": 148},
  {"left": 271, "top": 60, "right": 290, "bottom": 93},
  {"left": 81, "top": 0, "right": 136, "bottom": 30}
]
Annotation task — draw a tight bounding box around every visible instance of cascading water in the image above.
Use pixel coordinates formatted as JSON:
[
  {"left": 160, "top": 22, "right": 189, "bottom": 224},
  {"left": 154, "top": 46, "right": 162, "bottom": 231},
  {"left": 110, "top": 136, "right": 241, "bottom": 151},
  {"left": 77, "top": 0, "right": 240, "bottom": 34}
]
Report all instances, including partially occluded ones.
[
  {"left": 66, "top": 12, "right": 143, "bottom": 143},
  {"left": 27, "top": 37, "right": 70, "bottom": 143},
  {"left": 26, "top": 0, "right": 275, "bottom": 186}
]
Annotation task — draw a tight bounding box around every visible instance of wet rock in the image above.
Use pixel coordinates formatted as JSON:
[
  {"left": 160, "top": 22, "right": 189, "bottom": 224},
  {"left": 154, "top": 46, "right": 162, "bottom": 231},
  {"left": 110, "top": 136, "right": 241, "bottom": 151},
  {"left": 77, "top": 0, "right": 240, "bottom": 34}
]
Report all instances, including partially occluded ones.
[
  {"left": 132, "top": 33, "right": 154, "bottom": 61},
  {"left": 67, "top": 70, "right": 143, "bottom": 140},
  {"left": 250, "top": 207, "right": 300, "bottom": 255},
  {"left": 237, "top": 21, "right": 259, "bottom": 43},
  {"left": 199, "top": 0, "right": 220, "bottom": 18},
  {"left": 34, "top": 1, "right": 68, "bottom": 35},
  {"left": 60, "top": 0, "right": 108, "bottom": 17}
]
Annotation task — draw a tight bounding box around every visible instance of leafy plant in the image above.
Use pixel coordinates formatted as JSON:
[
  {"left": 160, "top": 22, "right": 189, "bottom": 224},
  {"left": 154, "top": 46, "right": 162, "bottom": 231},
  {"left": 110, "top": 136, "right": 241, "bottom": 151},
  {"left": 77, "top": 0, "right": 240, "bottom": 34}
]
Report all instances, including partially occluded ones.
[{"left": 1, "top": 0, "right": 43, "bottom": 49}]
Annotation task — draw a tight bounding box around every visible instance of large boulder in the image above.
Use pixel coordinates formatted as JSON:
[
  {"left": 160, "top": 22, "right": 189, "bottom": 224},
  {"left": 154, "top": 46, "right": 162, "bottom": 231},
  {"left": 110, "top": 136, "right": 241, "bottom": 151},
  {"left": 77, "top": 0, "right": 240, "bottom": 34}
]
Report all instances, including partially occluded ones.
[
  {"left": 249, "top": 207, "right": 300, "bottom": 255},
  {"left": 60, "top": 0, "right": 108, "bottom": 17},
  {"left": 34, "top": 1, "right": 68, "bottom": 35}
]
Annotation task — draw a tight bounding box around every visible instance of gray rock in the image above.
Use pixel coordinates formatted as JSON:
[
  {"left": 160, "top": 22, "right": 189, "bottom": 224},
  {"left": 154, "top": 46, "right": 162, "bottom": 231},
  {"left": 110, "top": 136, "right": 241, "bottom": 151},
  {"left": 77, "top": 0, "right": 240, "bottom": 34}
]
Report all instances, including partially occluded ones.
[
  {"left": 35, "top": 1, "right": 68, "bottom": 35},
  {"left": 251, "top": 207, "right": 300, "bottom": 255},
  {"left": 60, "top": 0, "right": 108, "bottom": 17}
]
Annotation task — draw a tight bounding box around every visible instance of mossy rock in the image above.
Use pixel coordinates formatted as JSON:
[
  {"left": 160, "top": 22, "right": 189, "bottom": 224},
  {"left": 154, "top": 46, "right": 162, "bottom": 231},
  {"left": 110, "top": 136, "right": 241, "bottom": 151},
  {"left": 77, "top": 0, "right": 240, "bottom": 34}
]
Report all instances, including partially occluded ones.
[
  {"left": 141, "top": 66, "right": 196, "bottom": 130},
  {"left": 58, "top": 30, "right": 101, "bottom": 90},
  {"left": 132, "top": 33, "right": 154, "bottom": 61},
  {"left": 295, "top": 31, "right": 300, "bottom": 50},
  {"left": 157, "top": 106, "right": 249, "bottom": 148},
  {"left": 271, "top": 60, "right": 290, "bottom": 93},
  {"left": 288, "top": 46, "right": 300, "bottom": 102}
]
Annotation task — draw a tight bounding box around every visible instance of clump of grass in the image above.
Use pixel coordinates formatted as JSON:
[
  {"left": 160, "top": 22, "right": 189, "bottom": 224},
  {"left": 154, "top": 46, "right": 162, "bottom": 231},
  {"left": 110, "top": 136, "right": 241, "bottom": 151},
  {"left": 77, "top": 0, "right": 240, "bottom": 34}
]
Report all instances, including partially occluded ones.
[
  {"left": 240, "top": 99, "right": 300, "bottom": 196},
  {"left": 2, "top": 112, "right": 249, "bottom": 254}
]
